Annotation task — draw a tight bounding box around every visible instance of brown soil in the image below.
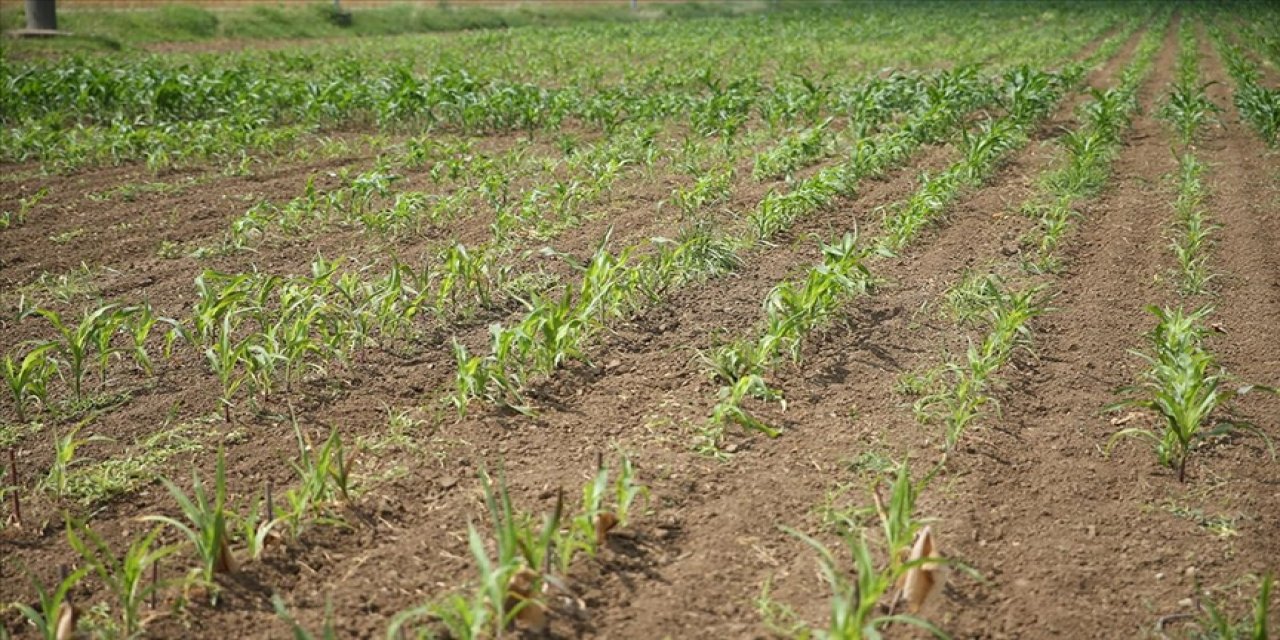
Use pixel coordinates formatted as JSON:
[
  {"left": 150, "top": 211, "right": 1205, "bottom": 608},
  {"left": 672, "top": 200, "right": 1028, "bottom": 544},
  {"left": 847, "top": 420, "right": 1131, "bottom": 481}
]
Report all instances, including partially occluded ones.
[
  {"left": 4, "top": 16, "right": 1278, "bottom": 640},
  {"left": 920, "top": 17, "right": 1280, "bottom": 637}
]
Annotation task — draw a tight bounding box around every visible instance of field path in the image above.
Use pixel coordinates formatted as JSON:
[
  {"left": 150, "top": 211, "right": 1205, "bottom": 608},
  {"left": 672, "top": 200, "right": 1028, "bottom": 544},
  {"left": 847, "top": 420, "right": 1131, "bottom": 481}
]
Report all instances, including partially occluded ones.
[
  {"left": 14, "top": 9, "right": 1277, "bottom": 640},
  {"left": 522, "top": 22, "right": 1155, "bottom": 639},
  {"left": 932, "top": 15, "right": 1280, "bottom": 637},
  {"left": 726, "top": 16, "right": 1164, "bottom": 639}
]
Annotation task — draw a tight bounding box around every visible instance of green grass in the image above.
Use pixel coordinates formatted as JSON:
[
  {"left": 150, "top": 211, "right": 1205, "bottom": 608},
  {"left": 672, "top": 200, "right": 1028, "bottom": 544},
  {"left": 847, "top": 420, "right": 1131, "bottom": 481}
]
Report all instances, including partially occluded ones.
[
  {"left": 62, "top": 425, "right": 203, "bottom": 506},
  {"left": 1, "top": 2, "right": 764, "bottom": 53}
]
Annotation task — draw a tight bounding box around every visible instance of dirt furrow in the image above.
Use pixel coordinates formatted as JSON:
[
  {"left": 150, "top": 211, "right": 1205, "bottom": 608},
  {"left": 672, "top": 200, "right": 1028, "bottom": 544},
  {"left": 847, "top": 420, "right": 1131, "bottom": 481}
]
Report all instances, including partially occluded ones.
[
  {"left": 909, "top": 15, "right": 1276, "bottom": 637},
  {"left": 210, "top": 24, "right": 1156, "bottom": 637},
  {"left": 0, "top": 109, "right": 960, "bottom": 639},
  {"left": 6, "top": 14, "right": 1223, "bottom": 640},
  {"left": 486, "top": 28, "right": 1158, "bottom": 638}
]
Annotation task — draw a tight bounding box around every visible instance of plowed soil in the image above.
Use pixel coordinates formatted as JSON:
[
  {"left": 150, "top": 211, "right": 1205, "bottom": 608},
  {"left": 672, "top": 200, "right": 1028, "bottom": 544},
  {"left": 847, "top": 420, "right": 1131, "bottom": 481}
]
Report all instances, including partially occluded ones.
[{"left": 2, "top": 12, "right": 1277, "bottom": 640}]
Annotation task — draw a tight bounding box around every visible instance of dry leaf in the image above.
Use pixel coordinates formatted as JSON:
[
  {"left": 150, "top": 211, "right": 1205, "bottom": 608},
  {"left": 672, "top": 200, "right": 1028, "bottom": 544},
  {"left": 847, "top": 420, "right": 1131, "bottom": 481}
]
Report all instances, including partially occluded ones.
[
  {"left": 595, "top": 512, "right": 619, "bottom": 547},
  {"left": 900, "top": 526, "right": 944, "bottom": 613},
  {"left": 1109, "top": 411, "right": 1143, "bottom": 426},
  {"left": 505, "top": 567, "right": 548, "bottom": 632},
  {"left": 214, "top": 536, "right": 237, "bottom": 574},
  {"left": 262, "top": 529, "right": 284, "bottom": 549},
  {"left": 55, "top": 601, "right": 78, "bottom": 640}
]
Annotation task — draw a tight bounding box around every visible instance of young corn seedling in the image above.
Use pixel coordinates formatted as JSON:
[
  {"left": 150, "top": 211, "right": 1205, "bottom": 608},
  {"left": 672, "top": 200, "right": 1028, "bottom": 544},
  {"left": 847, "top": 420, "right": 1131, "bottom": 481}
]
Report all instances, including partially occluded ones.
[
  {"left": 956, "top": 119, "right": 1024, "bottom": 183},
  {"left": 943, "top": 271, "right": 1004, "bottom": 325},
  {"left": 769, "top": 462, "right": 949, "bottom": 639},
  {"left": 65, "top": 519, "right": 175, "bottom": 636},
  {"left": 1000, "top": 65, "right": 1065, "bottom": 125},
  {"left": 204, "top": 314, "right": 250, "bottom": 423},
  {"left": 0, "top": 187, "right": 47, "bottom": 229},
  {"left": 557, "top": 468, "right": 608, "bottom": 572},
  {"left": 273, "top": 424, "right": 355, "bottom": 541},
  {"left": 1160, "top": 83, "right": 1220, "bottom": 148},
  {"left": 572, "top": 232, "right": 635, "bottom": 323},
  {"left": 1234, "top": 84, "right": 1280, "bottom": 147},
  {"left": 278, "top": 309, "right": 323, "bottom": 395},
  {"left": 233, "top": 481, "right": 287, "bottom": 561},
  {"left": 92, "top": 306, "right": 134, "bottom": 388},
  {"left": 37, "top": 304, "right": 119, "bottom": 402},
  {"left": 523, "top": 290, "right": 592, "bottom": 373},
  {"left": 557, "top": 455, "right": 649, "bottom": 571},
  {"left": 123, "top": 303, "right": 177, "bottom": 376},
  {"left": 673, "top": 167, "right": 734, "bottom": 217},
  {"left": 291, "top": 424, "right": 356, "bottom": 508},
  {"left": 1080, "top": 87, "right": 1134, "bottom": 143},
  {"left": 1212, "top": 29, "right": 1280, "bottom": 147},
  {"left": 191, "top": 271, "right": 251, "bottom": 347},
  {"left": 1169, "top": 153, "right": 1217, "bottom": 295},
  {"left": 753, "top": 118, "right": 834, "bottom": 180},
  {"left": 611, "top": 455, "right": 648, "bottom": 531},
  {"left": 10, "top": 565, "right": 90, "bottom": 640},
  {"left": 1108, "top": 306, "right": 1276, "bottom": 482},
  {"left": 245, "top": 326, "right": 286, "bottom": 404},
  {"left": 43, "top": 419, "right": 108, "bottom": 500},
  {"left": 450, "top": 335, "right": 530, "bottom": 418},
  {"left": 710, "top": 373, "right": 785, "bottom": 440},
  {"left": 359, "top": 261, "right": 429, "bottom": 340},
  {"left": 1170, "top": 215, "right": 1215, "bottom": 296},
  {"left": 144, "top": 449, "right": 236, "bottom": 594},
  {"left": 3, "top": 343, "right": 59, "bottom": 423},
  {"left": 1024, "top": 198, "right": 1080, "bottom": 273},
  {"left": 701, "top": 338, "right": 766, "bottom": 386},
  {"left": 1047, "top": 129, "right": 1113, "bottom": 198},
  {"left": 436, "top": 243, "right": 509, "bottom": 316},
  {"left": 479, "top": 466, "right": 559, "bottom": 633}
]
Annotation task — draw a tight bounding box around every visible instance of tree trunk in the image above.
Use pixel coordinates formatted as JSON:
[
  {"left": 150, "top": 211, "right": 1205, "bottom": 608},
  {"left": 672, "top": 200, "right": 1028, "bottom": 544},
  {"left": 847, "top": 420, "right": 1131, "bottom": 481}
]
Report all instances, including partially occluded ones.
[{"left": 25, "top": 0, "right": 57, "bottom": 31}]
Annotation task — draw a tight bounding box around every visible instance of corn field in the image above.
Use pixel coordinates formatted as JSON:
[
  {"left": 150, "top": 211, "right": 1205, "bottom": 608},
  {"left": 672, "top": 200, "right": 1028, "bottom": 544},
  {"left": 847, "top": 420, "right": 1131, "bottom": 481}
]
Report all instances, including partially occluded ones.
[{"left": 1, "top": 2, "right": 1278, "bottom": 638}]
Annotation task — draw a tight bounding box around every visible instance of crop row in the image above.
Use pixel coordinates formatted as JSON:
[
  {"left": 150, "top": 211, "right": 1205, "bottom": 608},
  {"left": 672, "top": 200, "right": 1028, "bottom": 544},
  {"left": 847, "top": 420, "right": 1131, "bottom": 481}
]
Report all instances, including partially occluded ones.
[
  {"left": 1227, "top": 6, "right": 1280, "bottom": 74},
  {"left": 1210, "top": 25, "right": 1280, "bottom": 146},
  {"left": 766, "top": 19, "right": 1157, "bottom": 636},
  {"left": 2, "top": 6, "right": 1119, "bottom": 126},
  {"left": 447, "top": 67, "right": 1004, "bottom": 418},
  {"left": 703, "top": 62, "right": 1083, "bottom": 443},
  {"left": 0, "top": 5, "right": 1125, "bottom": 172},
  {"left": 213, "top": 121, "right": 669, "bottom": 253},
  {"left": 0, "top": 7, "right": 1189, "bottom": 638},
  {"left": 898, "top": 16, "right": 1166, "bottom": 455},
  {"left": 1159, "top": 23, "right": 1218, "bottom": 296},
  {"left": 767, "top": 16, "right": 1277, "bottom": 638},
  {"left": 6, "top": 80, "right": 894, "bottom": 437},
  {"left": 1106, "top": 17, "right": 1277, "bottom": 486}
]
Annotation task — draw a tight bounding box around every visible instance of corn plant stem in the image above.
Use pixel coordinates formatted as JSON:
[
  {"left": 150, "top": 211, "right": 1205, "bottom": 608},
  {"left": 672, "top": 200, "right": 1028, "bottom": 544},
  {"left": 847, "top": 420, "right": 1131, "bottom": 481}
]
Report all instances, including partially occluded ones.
[{"left": 8, "top": 447, "right": 19, "bottom": 526}]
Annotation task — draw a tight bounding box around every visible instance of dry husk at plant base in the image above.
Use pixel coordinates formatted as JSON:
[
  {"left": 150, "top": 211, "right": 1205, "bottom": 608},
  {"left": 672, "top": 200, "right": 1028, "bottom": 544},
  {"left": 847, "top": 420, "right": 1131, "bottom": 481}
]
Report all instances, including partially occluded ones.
[
  {"left": 55, "top": 600, "right": 78, "bottom": 640},
  {"left": 595, "top": 511, "right": 619, "bottom": 546},
  {"left": 506, "top": 566, "right": 549, "bottom": 632},
  {"left": 898, "top": 526, "right": 945, "bottom": 614}
]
